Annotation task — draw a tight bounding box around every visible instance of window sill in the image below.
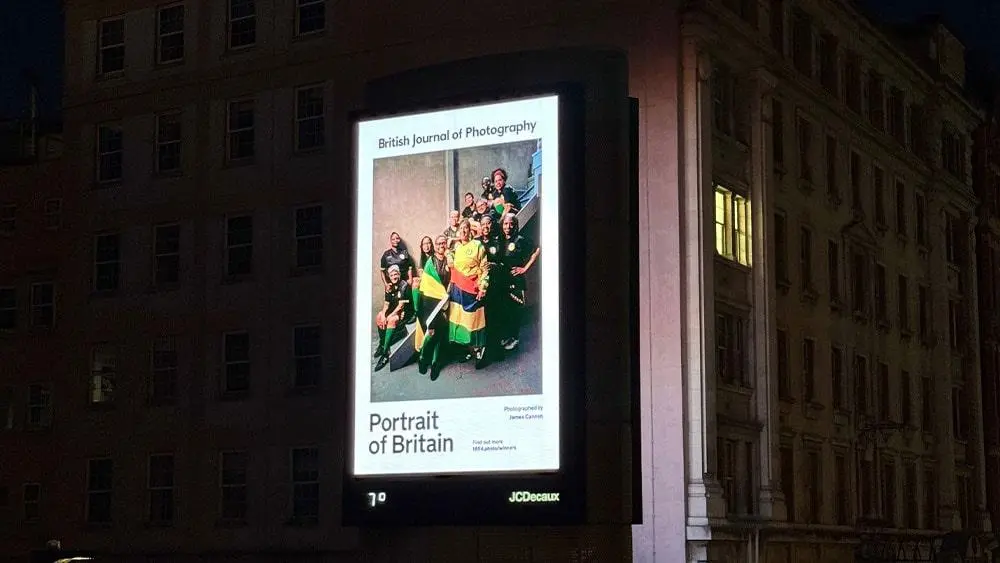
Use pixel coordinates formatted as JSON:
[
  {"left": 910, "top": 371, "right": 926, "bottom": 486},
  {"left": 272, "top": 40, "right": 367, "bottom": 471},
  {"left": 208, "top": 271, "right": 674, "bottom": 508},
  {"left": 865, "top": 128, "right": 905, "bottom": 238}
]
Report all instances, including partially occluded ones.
[
  {"left": 219, "top": 391, "right": 250, "bottom": 402},
  {"left": 153, "top": 169, "right": 183, "bottom": 179},
  {"left": 222, "top": 274, "right": 253, "bottom": 285},
  {"left": 718, "top": 382, "right": 753, "bottom": 395},
  {"left": 833, "top": 410, "right": 850, "bottom": 426},
  {"left": 92, "top": 181, "right": 122, "bottom": 190},
  {"left": 215, "top": 518, "right": 248, "bottom": 528},
  {"left": 223, "top": 157, "right": 256, "bottom": 169},
  {"left": 90, "top": 290, "right": 120, "bottom": 300},
  {"left": 224, "top": 44, "right": 257, "bottom": 55},
  {"left": 154, "top": 58, "right": 185, "bottom": 69},
  {"left": 95, "top": 70, "right": 125, "bottom": 82},
  {"left": 292, "top": 28, "right": 326, "bottom": 41},
  {"left": 147, "top": 282, "right": 181, "bottom": 294},
  {"left": 293, "top": 145, "right": 325, "bottom": 157}
]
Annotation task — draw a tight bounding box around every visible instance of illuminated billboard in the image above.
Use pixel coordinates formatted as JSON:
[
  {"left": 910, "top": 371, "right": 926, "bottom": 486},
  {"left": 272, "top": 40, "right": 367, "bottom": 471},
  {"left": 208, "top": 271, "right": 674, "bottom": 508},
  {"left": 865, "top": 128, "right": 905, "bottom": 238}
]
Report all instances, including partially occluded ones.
[{"left": 350, "top": 95, "right": 561, "bottom": 479}]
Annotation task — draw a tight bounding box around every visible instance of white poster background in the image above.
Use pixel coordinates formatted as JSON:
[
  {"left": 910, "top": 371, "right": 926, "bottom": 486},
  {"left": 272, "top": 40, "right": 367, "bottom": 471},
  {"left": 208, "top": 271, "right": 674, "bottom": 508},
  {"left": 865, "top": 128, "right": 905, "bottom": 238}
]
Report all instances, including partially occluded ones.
[{"left": 351, "top": 95, "right": 561, "bottom": 476}]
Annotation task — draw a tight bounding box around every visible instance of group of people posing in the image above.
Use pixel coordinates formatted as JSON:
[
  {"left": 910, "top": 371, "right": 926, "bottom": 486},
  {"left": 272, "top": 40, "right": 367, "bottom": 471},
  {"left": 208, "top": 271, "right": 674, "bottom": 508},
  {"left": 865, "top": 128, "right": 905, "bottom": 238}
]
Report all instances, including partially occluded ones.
[{"left": 373, "top": 167, "right": 540, "bottom": 379}]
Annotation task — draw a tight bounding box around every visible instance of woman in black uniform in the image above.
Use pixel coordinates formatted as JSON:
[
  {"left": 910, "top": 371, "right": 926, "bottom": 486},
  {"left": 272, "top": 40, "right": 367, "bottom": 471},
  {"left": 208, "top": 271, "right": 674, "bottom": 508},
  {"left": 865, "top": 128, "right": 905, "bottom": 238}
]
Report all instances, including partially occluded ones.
[
  {"left": 373, "top": 264, "right": 415, "bottom": 371},
  {"left": 478, "top": 214, "right": 505, "bottom": 366},
  {"left": 498, "top": 213, "right": 539, "bottom": 351},
  {"left": 379, "top": 231, "right": 415, "bottom": 288}
]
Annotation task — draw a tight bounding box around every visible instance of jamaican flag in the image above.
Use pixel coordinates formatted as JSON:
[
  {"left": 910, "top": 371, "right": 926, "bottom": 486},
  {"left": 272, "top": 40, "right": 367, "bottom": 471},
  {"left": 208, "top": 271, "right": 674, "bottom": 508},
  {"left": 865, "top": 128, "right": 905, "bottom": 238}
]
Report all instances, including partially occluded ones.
[{"left": 413, "top": 257, "right": 449, "bottom": 352}]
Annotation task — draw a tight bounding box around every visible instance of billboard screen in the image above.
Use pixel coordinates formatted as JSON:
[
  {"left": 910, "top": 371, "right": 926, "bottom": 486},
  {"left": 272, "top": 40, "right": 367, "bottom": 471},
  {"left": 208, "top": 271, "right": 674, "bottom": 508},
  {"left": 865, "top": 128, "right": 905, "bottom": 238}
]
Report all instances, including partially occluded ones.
[{"left": 350, "top": 94, "right": 562, "bottom": 479}]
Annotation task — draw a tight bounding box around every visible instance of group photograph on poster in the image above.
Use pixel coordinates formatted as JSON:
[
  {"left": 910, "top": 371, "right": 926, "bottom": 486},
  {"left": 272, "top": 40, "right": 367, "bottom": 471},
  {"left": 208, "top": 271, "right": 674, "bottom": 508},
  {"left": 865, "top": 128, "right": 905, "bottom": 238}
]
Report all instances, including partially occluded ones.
[{"left": 368, "top": 141, "right": 543, "bottom": 404}]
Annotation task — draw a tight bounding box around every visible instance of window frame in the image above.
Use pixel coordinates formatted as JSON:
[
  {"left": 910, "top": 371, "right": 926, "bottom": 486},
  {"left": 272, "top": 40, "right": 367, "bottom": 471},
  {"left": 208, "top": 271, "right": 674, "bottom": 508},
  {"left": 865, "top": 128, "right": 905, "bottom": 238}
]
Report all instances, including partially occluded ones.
[
  {"left": 226, "top": 99, "right": 255, "bottom": 162},
  {"left": 294, "top": 85, "right": 326, "bottom": 152},
  {"left": 290, "top": 446, "right": 320, "bottom": 522},
  {"left": 97, "top": 17, "right": 126, "bottom": 76},
  {"left": 293, "top": 324, "right": 322, "bottom": 388},
  {"left": 0, "top": 287, "right": 15, "bottom": 330},
  {"left": 295, "top": 0, "right": 326, "bottom": 36},
  {"left": 714, "top": 184, "right": 752, "bottom": 266},
  {"left": 155, "top": 111, "right": 183, "bottom": 174},
  {"left": 150, "top": 336, "right": 178, "bottom": 404},
  {"left": 223, "top": 331, "right": 251, "bottom": 394},
  {"left": 228, "top": 0, "right": 257, "bottom": 50},
  {"left": 86, "top": 458, "right": 113, "bottom": 524},
  {"left": 93, "top": 233, "right": 122, "bottom": 292},
  {"left": 0, "top": 203, "right": 15, "bottom": 235},
  {"left": 43, "top": 198, "right": 62, "bottom": 230},
  {"left": 219, "top": 450, "right": 248, "bottom": 521},
  {"left": 89, "top": 345, "right": 117, "bottom": 406},
  {"left": 96, "top": 123, "right": 124, "bottom": 184},
  {"left": 22, "top": 483, "right": 41, "bottom": 522},
  {"left": 29, "top": 281, "right": 54, "bottom": 328},
  {"left": 147, "top": 453, "right": 175, "bottom": 524},
  {"left": 156, "top": 4, "right": 185, "bottom": 65},
  {"left": 154, "top": 223, "right": 181, "bottom": 286},
  {"left": 294, "top": 205, "right": 323, "bottom": 269},
  {"left": 26, "top": 384, "right": 51, "bottom": 428},
  {"left": 225, "top": 215, "right": 254, "bottom": 277}
]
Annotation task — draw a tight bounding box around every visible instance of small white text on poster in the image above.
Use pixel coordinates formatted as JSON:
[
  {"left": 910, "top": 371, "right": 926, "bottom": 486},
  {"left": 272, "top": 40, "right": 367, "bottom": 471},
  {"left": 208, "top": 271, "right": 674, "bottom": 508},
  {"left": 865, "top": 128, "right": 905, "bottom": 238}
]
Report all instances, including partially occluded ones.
[{"left": 377, "top": 120, "right": 538, "bottom": 150}]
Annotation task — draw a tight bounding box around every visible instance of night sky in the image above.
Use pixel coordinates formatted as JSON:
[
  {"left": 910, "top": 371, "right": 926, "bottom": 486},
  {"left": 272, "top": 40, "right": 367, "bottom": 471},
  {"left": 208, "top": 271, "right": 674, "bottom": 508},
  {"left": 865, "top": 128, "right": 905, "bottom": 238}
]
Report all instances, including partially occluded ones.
[{"left": 0, "top": 1, "right": 997, "bottom": 120}]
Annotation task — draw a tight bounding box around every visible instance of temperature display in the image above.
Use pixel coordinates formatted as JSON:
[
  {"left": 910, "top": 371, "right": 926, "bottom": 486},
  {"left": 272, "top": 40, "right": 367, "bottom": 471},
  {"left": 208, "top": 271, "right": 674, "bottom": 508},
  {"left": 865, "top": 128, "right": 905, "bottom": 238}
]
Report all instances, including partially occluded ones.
[{"left": 366, "top": 491, "right": 387, "bottom": 508}]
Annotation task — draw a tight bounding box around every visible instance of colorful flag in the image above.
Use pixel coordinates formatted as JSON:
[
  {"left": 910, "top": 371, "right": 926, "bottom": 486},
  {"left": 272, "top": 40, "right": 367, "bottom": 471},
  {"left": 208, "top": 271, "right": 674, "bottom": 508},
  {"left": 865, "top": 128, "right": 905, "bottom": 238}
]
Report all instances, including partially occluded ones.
[{"left": 413, "top": 257, "right": 448, "bottom": 351}]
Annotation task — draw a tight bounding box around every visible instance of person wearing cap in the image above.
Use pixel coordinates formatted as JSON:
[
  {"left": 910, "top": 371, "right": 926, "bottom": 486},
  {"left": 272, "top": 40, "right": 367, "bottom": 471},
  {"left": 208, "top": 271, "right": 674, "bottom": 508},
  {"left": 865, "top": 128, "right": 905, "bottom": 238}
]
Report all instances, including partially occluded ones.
[{"left": 373, "top": 263, "right": 414, "bottom": 371}]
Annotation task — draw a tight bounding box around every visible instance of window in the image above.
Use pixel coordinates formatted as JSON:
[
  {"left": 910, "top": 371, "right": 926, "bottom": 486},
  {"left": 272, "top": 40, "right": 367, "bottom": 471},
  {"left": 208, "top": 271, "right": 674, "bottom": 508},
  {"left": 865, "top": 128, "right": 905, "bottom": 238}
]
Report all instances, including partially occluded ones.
[
  {"left": 777, "top": 329, "right": 790, "bottom": 399},
  {"left": 918, "top": 285, "right": 931, "bottom": 341},
  {"left": 874, "top": 264, "right": 886, "bottom": 323},
  {"left": 712, "top": 64, "right": 740, "bottom": 139},
  {"left": 780, "top": 446, "right": 795, "bottom": 521},
  {"left": 799, "top": 226, "right": 813, "bottom": 289},
  {"left": 716, "top": 312, "right": 749, "bottom": 387},
  {"left": 227, "top": 100, "right": 255, "bottom": 161},
  {"left": 154, "top": 224, "right": 180, "bottom": 285},
  {"left": 834, "top": 453, "right": 849, "bottom": 524},
  {"left": 921, "top": 376, "right": 933, "bottom": 431},
  {"left": 296, "top": 0, "right": 325, "bottom": 35},
  {"left": 97, "top": 124, "right": 123, "bottom": 183},
  {"left": 220, "top": 451, "right": 247, "bottom": 521},
  {"left": 898, "top": 275, "right": 909, "bottom": 331},
  {"left": 86, "top": 459, "right": 113, "bottom": 524},
  {"left": 945, "top": 214, "right": 962, "bottom": 265},
  {"left": 853, "top": 354, "right": 868, "bottom": 414},
  {"left": 225, "top": 216, "right": 253, "bottom": 277},
  {"left": 831, "top": 346, "right": 845, "bottom": 409},
  {"left": 295, "top": 206, "right": 323, "bottom": 268},
  {"left": 151, "top": 337, "right": 177, "bottom": 403},
  {"left": 155, "top": 112, "right": 182, "bottom": 173},
  {"left": 775, "top": 213, "right": 788, "bottom": 284},
  {"left": 0, "top": 386, "right": 11, "bottom": 430},
  {"left": 860, "top": 458, "right": 874, "bottom": 517},
  {"left": 90, "top": 346, "right": 116, "bottom": 405},
  {"left": 224, "top": 332, "right": 250, "bottom": 393},
  {"left": 915, "top": 192, "right": 927, "bottom": 246},
  {"left": 953, "top": 385, "right": 968, "bottom": 441},
  {"left": 718, "top": 438, "right": 756, "bottom": 515},
  {"left": 802, "top": 338, "right": 816, "bottom": 402},
  {"left": 97, "top": 18, "right": 125, "bottom": 75},
  {"left": 901, "top": 370, "right": 911, "bottom": 425},
  {"left": 0, "top": 204, "right": 15, "bottom": 234},
  {"left": 797, "top": 116, "right": 812, "bottom": 182},
  {"left": 888, "top": 88, "right": 905, "bottom": 143},
  {"left": 770, "top": 0, "right": 784, "bottom": 53},
  {"left": 904, "top": 462, "right": 918, "bottom": 528},
  {"left": 825, "top": 135, "right": 838, "bottom": 200},
  {"left": 772, "top": 100, "right": 784, "bottom": 169},
  {"left": 23, "top": 483, "right": 40, "bottom": 522},
  {"left": 0, "top": 288, "right": 15, "bottom": 330},
  {"left": 714, "top": 185, "right": 751, "bottom": 266},
  {"left": 910, "top": 104, "right": 925, "bottom": 156},
  {"left": 295, "top": 86, "right": 325, "bottom": 151},
  {"left": 43, "top": 199, "right": 61, "bottom": 230},
  {"left": 866, "top": 72, "right": 885, "bottom": 131},
  {"left": 294, "top": 325, "right": 322, "bottom": 388},
  {"left": 956, "top": 473, "right": 971, "bottom": 529},
  {"left": 791, "top": 10, "right": 813, "bottom": 76},
  {"left": 895, "top": 180, "right": 906, "bottom": 235},
  {"left": 228, "top": 0, "right": 256, "bottom": 49},
  {"left": 844, "top": 51, "right": 862, "bottom": 112},
  {"left": 882, "top": 459, "right": 896, "bottom": 524},
  {"left": 828, "top": 240, "right": 840, "bottom": 303},
  {"left": 148, "top": 454, "right": 174, "bottom": 524},
  {"left": 26, "top": 384, "right": 51, "bottom": 428},
  {"left": 818, "top": 33, "right": 838, "bottom": 93},
  {"left": 30, "top": 282, "right": 54, "bottom": 328},
  {"left": 291, "top": 447, "right": 319, "bottom": 522},
  {"left": 873, "top": 166, "right": 885, "bottom": 227},
  {"left": 949, "top": 300, "right": 963, "bottom": 351},
  {"left": 850, "top": 252, "right": 867, "bottom": 316},
  {"left": 923, "top": 468, "right": 936, "bottom": 529},
  {"left": 850, "top": 151, "right": 862, "bottom": 211},
  {"left": 805, "top": 450, "right": 821, "bottom": 523},
  {"left": 877, "top": 362, "right": 889, "bottom": 421},
  {"left": 941, "top": 127, "right": 966, "bottom": 180},
  {"left": 156, "top": 5, "right": 184, "bottom": 64},
  {"left": 94, "top": 233, "right": 121, "bottom": 292}
]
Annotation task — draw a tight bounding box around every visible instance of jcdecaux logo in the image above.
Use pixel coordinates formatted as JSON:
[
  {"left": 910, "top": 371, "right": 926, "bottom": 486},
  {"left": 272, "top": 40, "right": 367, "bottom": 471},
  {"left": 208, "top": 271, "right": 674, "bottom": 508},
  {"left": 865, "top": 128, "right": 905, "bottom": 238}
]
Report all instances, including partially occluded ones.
[{"left": 507, "top": 491, "right": 560, "bottom": 503}]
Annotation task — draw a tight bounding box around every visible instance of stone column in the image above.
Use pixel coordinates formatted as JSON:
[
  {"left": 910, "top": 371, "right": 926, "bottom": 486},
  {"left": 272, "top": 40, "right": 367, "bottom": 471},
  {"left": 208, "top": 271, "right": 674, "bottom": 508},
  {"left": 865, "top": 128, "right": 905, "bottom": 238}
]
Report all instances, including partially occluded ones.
[
  {"left": 678, "top": 32, "right": 726, "bottom": 533},
  {"left": 965, "top": 217, "right": 993, "bottom": 532},
  {"left": 748, "top": 67, "right": 786, "bottom": 522}
]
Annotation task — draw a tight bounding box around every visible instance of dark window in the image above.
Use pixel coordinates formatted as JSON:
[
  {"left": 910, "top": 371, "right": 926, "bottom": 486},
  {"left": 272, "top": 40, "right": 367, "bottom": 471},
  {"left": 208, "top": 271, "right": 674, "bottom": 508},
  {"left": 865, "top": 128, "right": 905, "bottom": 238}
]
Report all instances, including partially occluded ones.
[
  {"left": 805, "top": 450, "right": 820, "bottom": 523},
  {"left": 923, "top": 469, "right": 936, "bottom": 528},
  {"left": 220, "top": 451, "right": 248, "bottom": 520},
  {"left": 772, "top": 100, "right": 784, "bottom": 168},
  {"left": 777, "top": 329, "right": 790, "bottom": 399},
  {"left": 854, "top": 355, "right": 868, "bottom": 414},
  {"left": 90, "top": 347, "right": 116, "bottom": 405},
  {"left": 851, "top": 252, "right": 867, "bottom": 316},
  {"left": 898, "top": 275, "right": 909, "bottom": 332},
  {"left": 904, "top": 462, "right": 918, "bottom": 528},
  {"left": 952, "top": 385, "right": 968, "bottom": 441},
  {"left": 941, "top": 127, "right": 966, "bottom": 180},
  {"left": 151, "top": 337, "right": 177, "bottom": 403},
  {"left": 27, "top": 384, "right": 51, "bottom": 428},
  {"left": 156, "top": 5, "right": 185, "bottom": 63},
  {"left": 227, "top": 100, "right": 255, "bottom": 161},
  {"left": 834, "top": 453, "right": 849, "bottom": 524},
  {"left": 780, "top": 446, "right": 795, "bottom": 521},
  {"left": 799, "top": 226, "right": 812, "bottom": 289},
  {"left": 791, "top": 10, "right": 813, "bottom": 76},
  {"left": 921, "top": 376, "right": 933, "bottom": 431},
  {"left": 30, "top": 282, "right": 54, "bottom": 328},
  {"left": 156, "top": 112, "right": 182, "bottom": 173},
  {"left": 295, "top": 206, "right": 323, "bottom": 268},
  {"left": 915, "top": 192, "right": 928, "bottom": 246},
  {"left": 797, "top": 116, "right": 812, "bottom": 181},
  {"left": 712, "top": 63, "right": 740, "bottom": 139},
  {"left": 770, "top": 0, "right": 784, "bottom": 53},
  {"left": 296, "top": 0, "right": 325, "bottom": 35},
  {"left": 23, "top": 483, "right": 40, "bottom": 522},
  {"left": 895, "top": 180, "right": 906, "bottom": 235},
  {"left": 295, "top": 86, "right": 325, "bottom": 151},
  {"left": 224, "top": 332, "right": 251, "bottom": 393},
  {"left": 802, "top": 338, "right": 816, "bottom": 402},
  {"left": 877, "top": 362, "right": 889, "bottom": 421},
  {"left": 825, "top": 135, "right": 838, "bottom": 200},
  {"left": 94, "top": 233, "right": 121, "bottom": 292},
  {"left": 98, "top": 18, "right": 125, "bottom": 75},
  {"left": 888, "top": 88, "right": 905, "bottom": 143},
  {"left": 148, "top": 454, "right": 174, "bottom": 524},
  {"left": 866, "top": 72, "right": 885, "bottom": 131},
  {"left": 294, "top": 325, "right": 322, "bottom": 388},
  {"left": 850, "top": 151, "right": 862, "bottom": 211},
  {"left": 97, "top": 124, "right": 123, "bottom": 183},
  {"left": 844, "top": 51, "right": 862, "bottom": 112},
  {"left": 828, "top": 240, "right": 840, "bottom": 303},
  {"left": 87, "top": 459, "right": 113, "bottom": 523},
  {"left": 901, "top": 370, "right": 911, "bottom": 425},
  {"left": 717, "top": 312, "right": 749, "bottom": 387},
  {"left": 43, "top": 199, "right": 61, "bottom": 230},
  {"left": 831, "top": 346, "right": 844, "bottom": 409},
  {"left": 226, "top": 216, "right": 253, "bottom": 277},
  {"left": 154, "top": 224, "right": 181, "bottom": 285},
  {"left": 291, "top": 447, "right": 319, "bottom": 522},
  {"left": 0, "top": 204, "right": 15, "bottom": 234},
  {"left": 818, "top": 33, "right": 838, "bottom": 93},
  {"left": 874, "top": 264, "right": 886, "bottom": 322},
  {"left": 918, "top": 285, "right": 931, "bottom": 341},
  {"left": 775, "top": 213, "right": 788, "bottom": 284},
  {"left": 873, "top": 166, "right": 885, "bottom": 227},
  {"left": 228, "top": 0, "right": 256, "bottom": 48},
  {"left": 882, "top": 459, "right": 896, "bottom": 524}
]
